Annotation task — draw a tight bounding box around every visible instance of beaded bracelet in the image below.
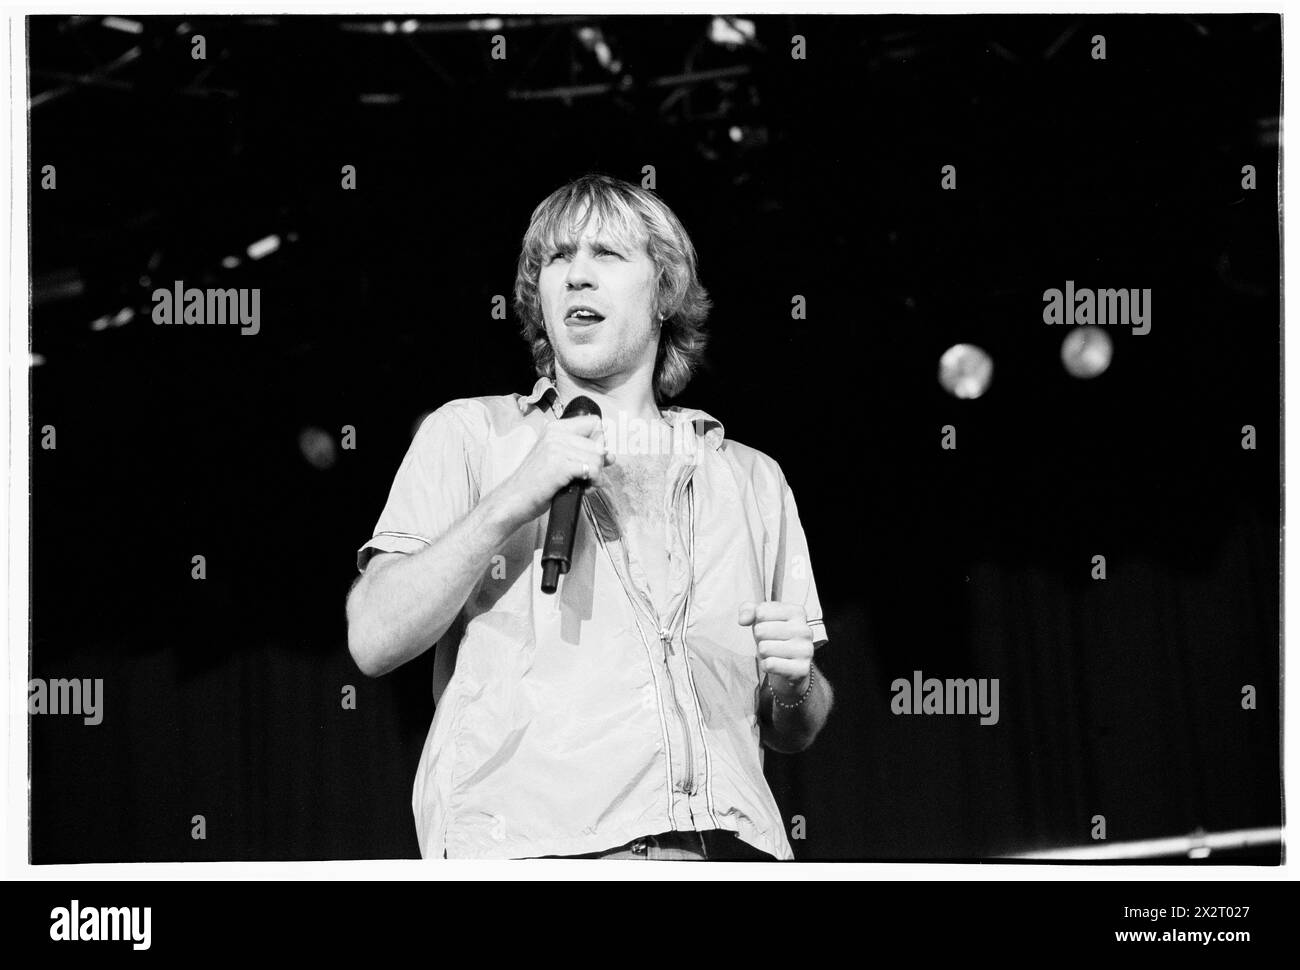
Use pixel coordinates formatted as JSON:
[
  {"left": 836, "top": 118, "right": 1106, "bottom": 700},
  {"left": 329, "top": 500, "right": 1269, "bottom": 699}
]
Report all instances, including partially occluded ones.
[{"left": 767, "top": 664, "right": 816, "bottom": 710}]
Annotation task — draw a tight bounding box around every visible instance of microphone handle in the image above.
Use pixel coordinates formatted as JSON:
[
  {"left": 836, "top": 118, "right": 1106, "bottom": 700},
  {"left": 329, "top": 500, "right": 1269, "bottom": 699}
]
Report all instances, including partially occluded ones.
[
  {"left": 540, "top": 479, "right": 585, "bottom": 594},
  {"left": 539, "top": 394, "right": 601, "bottom": 595}
]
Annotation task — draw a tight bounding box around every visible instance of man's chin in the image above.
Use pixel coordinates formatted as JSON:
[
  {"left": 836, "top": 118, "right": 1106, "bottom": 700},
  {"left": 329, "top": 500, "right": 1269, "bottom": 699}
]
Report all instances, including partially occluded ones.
[{"left": 555, "top": 352, "right": 617, "bottom": 383}]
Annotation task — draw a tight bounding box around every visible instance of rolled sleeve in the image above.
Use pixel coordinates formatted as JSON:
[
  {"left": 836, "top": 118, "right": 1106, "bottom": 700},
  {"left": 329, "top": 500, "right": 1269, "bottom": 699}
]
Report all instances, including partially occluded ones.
[
  {"left": 356, "top": 404, "right": 483, "bottom": 572},
  {"left": 771, "top": 475, "right": 829, "bottom": 648}
]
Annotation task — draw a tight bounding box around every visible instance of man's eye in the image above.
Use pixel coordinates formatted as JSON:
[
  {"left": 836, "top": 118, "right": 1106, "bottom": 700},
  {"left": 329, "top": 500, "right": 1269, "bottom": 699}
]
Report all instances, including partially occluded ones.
[
  {"left": 548, "top": 251, "right": 569, "bottom": 262},
  {"left": 596, "top": 248, "right": 622, "bottom": 258}
]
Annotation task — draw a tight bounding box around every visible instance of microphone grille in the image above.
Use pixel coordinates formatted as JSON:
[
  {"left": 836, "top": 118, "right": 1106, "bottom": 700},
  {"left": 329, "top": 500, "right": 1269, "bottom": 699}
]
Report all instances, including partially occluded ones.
[{"left": 561, "top": 395, "right": 602, "bottom": 419}]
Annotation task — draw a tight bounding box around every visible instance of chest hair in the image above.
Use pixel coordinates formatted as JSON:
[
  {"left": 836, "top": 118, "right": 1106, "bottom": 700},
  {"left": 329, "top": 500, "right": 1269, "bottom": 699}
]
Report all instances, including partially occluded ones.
[{"left": 605, "top": 454, "right": 672, "bottom": 529}]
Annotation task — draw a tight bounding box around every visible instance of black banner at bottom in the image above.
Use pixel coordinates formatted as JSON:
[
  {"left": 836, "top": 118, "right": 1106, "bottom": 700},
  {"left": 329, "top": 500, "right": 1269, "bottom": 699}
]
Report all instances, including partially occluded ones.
[{"left": 1, "top": 878, "right": 1293, "bottom": 957}]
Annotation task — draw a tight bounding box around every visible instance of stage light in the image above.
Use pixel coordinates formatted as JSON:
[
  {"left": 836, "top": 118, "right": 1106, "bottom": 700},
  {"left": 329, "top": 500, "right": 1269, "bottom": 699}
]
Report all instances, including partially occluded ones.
[
  {"left": 709, "top": 17, "right": 756, "bottom": 47},
  {"left": 1060, "top": 327, "right": 1112, "bottom": 379},
  {"left": 298, "top": 427, "right": 338, "bottom": 471},
  {"left": 101, "top": 17, "right": 142, "bottom": 35},
  {"left": 221, "top": 256, "right": 241, "bottom": 269},
  {"left": 91, "top": 307, "right": 134, "bottom": 331},
  {"left": 246, "top": 235, "right": 281, "bottom": 261},
  {"left": 938, "top": 343, "right": 994, "bottom": 399},
  {"left": 30, "top": 353, "right": 46, "bottom": 368},
  {"left": 33, "top": 268, "right": 85, "bottom": 305},
  {"left": 577, "top": 26, "right": 621, "bottom": 73},
  {"left": 728, "top": 126, "right": 743, "bottom": 142},
  {"left": 399, "top": 19, "right": 419, "bottom": 34},
  {"left": 468, "top": 18, "right": 504, "bottom": 32}
]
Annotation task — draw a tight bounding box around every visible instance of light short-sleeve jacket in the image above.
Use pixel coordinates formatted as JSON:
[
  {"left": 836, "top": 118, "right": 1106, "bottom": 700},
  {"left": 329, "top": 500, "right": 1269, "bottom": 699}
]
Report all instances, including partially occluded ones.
[{"left": 357, "top": 377, "right": 828, "bottom": 860}]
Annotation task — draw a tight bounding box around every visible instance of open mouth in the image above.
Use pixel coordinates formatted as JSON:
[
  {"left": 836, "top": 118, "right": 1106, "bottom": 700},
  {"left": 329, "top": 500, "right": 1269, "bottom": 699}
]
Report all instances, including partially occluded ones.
[{"left": 564, "top": 306, "right": 606, "bottom": 325}]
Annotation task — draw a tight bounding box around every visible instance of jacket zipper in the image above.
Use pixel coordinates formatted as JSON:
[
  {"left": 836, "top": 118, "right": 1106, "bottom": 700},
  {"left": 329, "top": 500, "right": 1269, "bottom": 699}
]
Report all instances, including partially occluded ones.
[
  {"left": 669, "top": 477, "right": 698, "bottom": 797},
  {"left": 658, "top": 627, "right": 694, "bottom": 793},
  {"left": 659, "top": 467, "right": 700, "bottom": 794},
  {"left": 586, "top": 478, "right": 698, "bottom": 796}
]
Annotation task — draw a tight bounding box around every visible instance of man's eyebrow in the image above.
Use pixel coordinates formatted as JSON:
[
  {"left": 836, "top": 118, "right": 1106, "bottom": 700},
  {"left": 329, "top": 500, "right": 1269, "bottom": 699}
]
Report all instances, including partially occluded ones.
[
  {"left": 541, "top": 224, "right": 638, "bottom": 253},
  {"left": 586, "top": 234, "right": 635, "bottom": 251},
  {"left": 543, "top": 235, "right": 576, "bottom": 252}
]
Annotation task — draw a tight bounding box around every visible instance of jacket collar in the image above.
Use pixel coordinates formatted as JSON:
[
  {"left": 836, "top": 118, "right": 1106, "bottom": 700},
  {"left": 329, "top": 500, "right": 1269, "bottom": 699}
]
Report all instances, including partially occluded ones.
[{"left": 520, "top": 375, "right": 726, "bottom": 450}]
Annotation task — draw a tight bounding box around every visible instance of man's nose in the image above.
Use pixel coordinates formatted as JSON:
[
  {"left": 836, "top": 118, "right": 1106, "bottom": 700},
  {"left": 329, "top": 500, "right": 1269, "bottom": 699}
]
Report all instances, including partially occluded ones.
[{"left": 564, "top": 252, "right": 596, "bottom": 289}]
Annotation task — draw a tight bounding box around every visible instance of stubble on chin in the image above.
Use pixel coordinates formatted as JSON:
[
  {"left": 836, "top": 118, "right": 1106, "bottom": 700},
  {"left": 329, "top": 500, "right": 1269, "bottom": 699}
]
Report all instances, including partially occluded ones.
[{"left": 547, "top": 315, "right": 659, "bottom": 384}]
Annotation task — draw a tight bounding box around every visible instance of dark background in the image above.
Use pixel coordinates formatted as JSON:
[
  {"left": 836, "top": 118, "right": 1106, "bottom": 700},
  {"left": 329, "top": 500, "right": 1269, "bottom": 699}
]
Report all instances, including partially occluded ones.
[{"left": 29, "top": 13, "right": 1281, "bottom": 862}]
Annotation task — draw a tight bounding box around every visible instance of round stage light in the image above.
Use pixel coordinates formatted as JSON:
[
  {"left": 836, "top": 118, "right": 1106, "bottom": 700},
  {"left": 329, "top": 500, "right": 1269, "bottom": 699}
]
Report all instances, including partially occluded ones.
[
  {"left": 298, "top": 427, "right": 338, "bottom": 470},
  {"left": 1060, "top": 327, "right": 1113, "bottom": 379},
  {"left": 938, "top": 343, "right": 994, "bottom": 399}
]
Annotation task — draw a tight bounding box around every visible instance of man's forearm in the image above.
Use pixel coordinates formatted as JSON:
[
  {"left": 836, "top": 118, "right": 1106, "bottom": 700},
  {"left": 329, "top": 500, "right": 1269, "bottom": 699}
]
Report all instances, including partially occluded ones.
[
  {"left": 346, "top": 489, "right": 522, "bottom": 677},
  {"left": 760, "top": 664, "right": 833, "bottom": 753}
]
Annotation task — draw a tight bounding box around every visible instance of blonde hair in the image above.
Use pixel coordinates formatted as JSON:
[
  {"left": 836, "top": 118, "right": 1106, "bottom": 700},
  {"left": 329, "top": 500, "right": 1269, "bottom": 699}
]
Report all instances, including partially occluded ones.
[{"left": 513, "top": 174, "right": 711, "bottom": 400}]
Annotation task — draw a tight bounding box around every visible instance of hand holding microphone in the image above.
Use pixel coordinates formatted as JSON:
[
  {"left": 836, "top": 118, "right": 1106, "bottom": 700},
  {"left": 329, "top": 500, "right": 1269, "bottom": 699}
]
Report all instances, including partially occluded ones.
[
  {"left": 484, "top": 395, "right": 611, "bottom": 593},
  {"left": 539, "top": 396, "right": 606, "bottom": 593}
]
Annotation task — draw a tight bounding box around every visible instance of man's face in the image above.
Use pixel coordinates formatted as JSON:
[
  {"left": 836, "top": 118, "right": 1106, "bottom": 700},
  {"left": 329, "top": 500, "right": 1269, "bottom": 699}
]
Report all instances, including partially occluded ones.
[{"left": 537, "top": 218, "right": 659, "bottom": 386}]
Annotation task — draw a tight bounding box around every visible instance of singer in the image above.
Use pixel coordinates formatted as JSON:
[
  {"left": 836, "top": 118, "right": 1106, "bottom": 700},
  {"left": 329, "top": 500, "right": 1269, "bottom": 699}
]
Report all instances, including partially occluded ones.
[{"left": 345, "top": 174, "right": 833, "bottom": 860}]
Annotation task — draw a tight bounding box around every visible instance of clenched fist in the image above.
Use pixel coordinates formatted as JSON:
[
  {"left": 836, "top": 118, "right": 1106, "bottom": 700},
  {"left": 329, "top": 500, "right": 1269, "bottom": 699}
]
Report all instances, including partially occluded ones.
[{"left": 738, "top": 601, "right": 814, "bottom": 701}]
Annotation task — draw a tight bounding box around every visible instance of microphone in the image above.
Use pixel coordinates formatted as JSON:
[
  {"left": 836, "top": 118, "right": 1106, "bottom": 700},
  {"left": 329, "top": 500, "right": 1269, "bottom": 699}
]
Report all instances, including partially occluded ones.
[{"left": 540, "top": 395, "right": 602, "bottom": 594}]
